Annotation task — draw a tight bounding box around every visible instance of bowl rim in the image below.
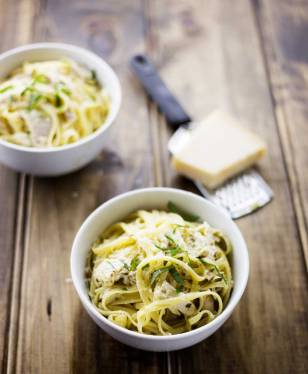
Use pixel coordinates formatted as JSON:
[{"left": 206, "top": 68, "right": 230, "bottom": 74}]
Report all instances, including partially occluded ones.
[
  {"left": 71, "top": 187, "right": 250, "bottom": 341},
  {"left": 0, "top": 42, "right": 122, "bottom": 153}
]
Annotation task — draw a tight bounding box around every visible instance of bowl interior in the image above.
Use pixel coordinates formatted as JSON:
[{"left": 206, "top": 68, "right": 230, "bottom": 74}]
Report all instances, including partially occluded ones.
[
  {"left": 0, "top": 43, "right": 121, "bottom": 144},
  {"left": 71, "top": 188, "right": 249, "bottom": 338}
]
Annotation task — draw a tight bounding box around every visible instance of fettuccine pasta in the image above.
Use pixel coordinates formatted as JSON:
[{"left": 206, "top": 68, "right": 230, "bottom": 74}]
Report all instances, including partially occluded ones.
[
  {"left": 87, "top": 204, "right": 233, "bottom": 335},
  {"left": 0, "top": 59, "right": 109, "bottom": 147}
]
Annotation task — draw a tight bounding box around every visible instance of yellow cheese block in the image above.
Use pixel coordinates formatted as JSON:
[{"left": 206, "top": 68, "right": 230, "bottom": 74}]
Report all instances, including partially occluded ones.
[{"left": 171, "top": 111, "right": 266, "bottom": 189}]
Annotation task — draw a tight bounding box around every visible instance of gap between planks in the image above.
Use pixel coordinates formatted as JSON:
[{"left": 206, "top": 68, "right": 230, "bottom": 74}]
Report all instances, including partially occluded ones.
[
  {"left": 250, "top": 0, "right": 308, "bottom": 272},
  {"left": 142, "top": 0, "right": 166, "bottom": 188},
  {"left": 5, "top": 175, "right": 33, "bottom": 374}
]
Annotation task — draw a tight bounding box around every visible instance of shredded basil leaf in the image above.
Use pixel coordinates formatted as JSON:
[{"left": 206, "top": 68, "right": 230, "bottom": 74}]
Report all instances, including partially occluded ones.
[
  {"left": 188, "top": 259, "right": 195, "bottom": 267},
  {"left": 199, "top": 257, "right": 227, "bottom": 284},
  {"left": 60, "top": 86, "right": 71, "bottom": 96},
  {"left": 167, "top": 201, "right": 200, "bottom": 222},
  {"left": 21, "top": 86, "right": 35, "bottom": 97},
  {"left": 166, "top": 235, "right": 183, "bottom": 256},
  {"left": 0, "top": 85, "right": 13, "bottom": 94},
  {"left": 130, "top": 256, "right": 140, "bottom": 271},
  {"left": 172, "top": 223, "right": 186, "bottom": 233},
  {"left": 169, "top": 267, "right": 184, "bottom": 287},
  {"left": 150, "top": 266, "right": 172, "bottom": 286},
  {"left": 165, "top": 234, "right": 176, "bottom": 245},
  {"left": 169, "top": 247, "right": 182, "bottom": 256},
  {"left": 155, "top": 237, "right": 183, "bottom": 257},
  {"left": 28, "top": 92, "right": 43, "bottom": 110},
  {"left": 154, "top": 244, "right": 166, "bottom": 251},
  {"left": 54, "top": 93, "right": 62, "bottom": 107},
  {"left": 91, "top": 69, "right": 97, "bottom": 81},
  {"left": 33, "top": 74, "right": 50, "bottom": 84}
]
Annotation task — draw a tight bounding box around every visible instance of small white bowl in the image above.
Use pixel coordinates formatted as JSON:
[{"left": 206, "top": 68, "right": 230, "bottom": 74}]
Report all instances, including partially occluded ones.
[
  {"left": 71, "top": 188, "right": 249, "bottom": 351},
  {"left": 0, "top": 43, "right": 121, "bottom": 176}
]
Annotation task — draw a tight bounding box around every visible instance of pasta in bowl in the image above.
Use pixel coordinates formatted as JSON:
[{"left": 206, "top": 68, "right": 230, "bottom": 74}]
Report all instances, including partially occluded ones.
[
  {"left": 87, "top": 207, "right": 233, "bottom": 335},
  {"left": 71, "top": 188, "right": 249, "bottom": 351},
  {"left": 0, "top": 43, "right": 121, "bottom": 175},
  {"left": 0, "top": 59, "right": 110, "bottom": 147}
]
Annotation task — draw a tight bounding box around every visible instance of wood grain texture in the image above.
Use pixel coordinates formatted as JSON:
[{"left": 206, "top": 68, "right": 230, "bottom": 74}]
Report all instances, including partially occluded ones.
[
  {"left": 7, "top": 0, "right": 165, "bottom": 373},
  {"left": 253, "top": 0, "right": 308, "bottom": 270},
  {"left": 0, "top": 0, "right": 34, "bottom": 371},
  {"left": 0, "top": 170, "right": 19, "bottom": 373},
  {"left": 146, "top": 0, "right": 308, "bottom": 373},
  {"left": 1, "top": 0, "right": 307, "bottom": 373}
]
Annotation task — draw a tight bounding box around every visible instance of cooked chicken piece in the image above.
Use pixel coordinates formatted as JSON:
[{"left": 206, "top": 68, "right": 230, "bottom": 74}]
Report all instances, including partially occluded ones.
[
  {"left": 154, "top": 281, "right": 197, "bottom": 317},
  {"left": 24, "top": 110, "right": 52, "bottom": 146}
]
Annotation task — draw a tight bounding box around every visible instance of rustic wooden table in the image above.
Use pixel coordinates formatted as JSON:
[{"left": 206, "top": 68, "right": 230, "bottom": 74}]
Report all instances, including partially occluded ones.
[{"left": 1, "top": 0, "right": 307, "bottom": 373}]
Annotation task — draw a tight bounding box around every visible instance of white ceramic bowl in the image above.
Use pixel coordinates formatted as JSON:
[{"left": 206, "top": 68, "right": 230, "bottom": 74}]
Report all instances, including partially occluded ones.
[
  {"left": 0, "top": 43, "right": 121, "bottom": 176},
  {"left": 71, "top": 188, "right": 249, "bottom": 351}
]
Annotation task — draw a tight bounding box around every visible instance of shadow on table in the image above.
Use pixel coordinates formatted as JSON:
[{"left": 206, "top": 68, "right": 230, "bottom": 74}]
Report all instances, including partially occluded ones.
[{"left": 71, "top": 304, "right": 169, "bottom": 374}]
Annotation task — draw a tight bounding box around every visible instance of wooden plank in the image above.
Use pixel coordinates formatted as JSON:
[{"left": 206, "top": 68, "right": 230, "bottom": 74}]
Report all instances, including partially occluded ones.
[
  {"left": 8, "top": 0, "right": 168, "bottom": 373},
  {"left": 145, "top": 0, "right": 308, "bottom": 373},
  {"left": 253, "top": 0, "right": 308, "bottom": 270},
  {"left": 0, "top": 0, "right": 34, "bottom": 371},
  {"left": 0, "top": 170, "right": 19, "bottom": 373}
]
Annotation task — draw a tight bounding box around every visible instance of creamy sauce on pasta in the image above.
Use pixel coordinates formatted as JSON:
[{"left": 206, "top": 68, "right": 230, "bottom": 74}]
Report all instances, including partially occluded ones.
[
  {"left": 87, "top": 208, "right": 233, "bottom": 335},
  {"left": 0, "top": 59, "right": 109, "bottom": 147}
]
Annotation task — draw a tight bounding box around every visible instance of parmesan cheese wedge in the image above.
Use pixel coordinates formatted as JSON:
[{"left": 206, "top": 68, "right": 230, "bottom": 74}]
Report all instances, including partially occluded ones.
[{"left": 171, "top": 111, "right": 266, "bottom": 189}]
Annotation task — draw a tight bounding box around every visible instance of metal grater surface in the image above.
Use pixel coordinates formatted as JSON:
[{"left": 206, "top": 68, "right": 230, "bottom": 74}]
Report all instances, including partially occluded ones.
[
  {"left": 168, "top": 124, "right": 273, "bottom": 219},
  {"left": 195, "top": 170, "right": 273, "bottom": 219}
]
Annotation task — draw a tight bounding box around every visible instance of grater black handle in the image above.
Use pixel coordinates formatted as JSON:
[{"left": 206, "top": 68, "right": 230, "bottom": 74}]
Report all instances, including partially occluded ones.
[{"left": 130, "top": 54, "right": 191, "bottom": 128}]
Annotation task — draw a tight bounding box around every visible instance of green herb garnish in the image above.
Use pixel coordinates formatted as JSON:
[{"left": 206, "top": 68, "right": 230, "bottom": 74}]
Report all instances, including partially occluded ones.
[
  {"left": 130, "top": 256, "right": 140, "bottom": 271},
  {"left": 150, "top": 265, "right": 185, "bottom": 290},
  {"left": 154, "top": 244, "right": 166, "bottom": 251},
  {"left": 167, "top": 201, "right": 200, "bottom": 222},
  {"left": 33, "top": 74, "right": 50, "bottom": 84},
  {"left": 169, "top": 267, "right": 184, "bottom": 287},
  {"left": 172, "top": 223, "right": 186, "bottom": 233},
  {"left": 199, "top": 257, "right": 227, "bottom": 284},
  {"left": 155, "top": 244, "right": 182, "bottom": 257},
  {"left": 169, "top": 247, "right": 182, "bottom": 256},
  {"left": 123, "top": 263, "right": 130, "bottom": 271},
  {"left": 28, "top": 92, "right": 43, "bottom": 110},
  {"left": 0, "top": 85, "right": 13, "bottom": 94},
  {"left": 21, "top": 86, "right": 35, "bottom": 96},
  {"left": 60, "top": 86, "right": 71, "bottom": 96},
  {"left": 91, "top": 69, "right": 97, "bottom": 81},
  {"left": 188, "top": 259, "right": 195, "bottom": 267},
  {"left": 155, "top": 236, "right": 183, "bottom": 257},
  {"left": 54, "top": 93, "right": 62, "bottom": 107},
  {"left": 150, "top": 266, "right": 172, "bottom": 286},
  {"left": 166, "top": 235, "right": 183, "bottom": 256},
  {"left": 165, "top": 234, "right": 176, "bottom": 245}
]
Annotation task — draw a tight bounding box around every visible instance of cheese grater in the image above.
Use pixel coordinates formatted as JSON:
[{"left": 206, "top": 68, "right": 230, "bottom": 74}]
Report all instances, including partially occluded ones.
[{"left": 130, "top": 54, "right": 273, "bottom": 219}]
